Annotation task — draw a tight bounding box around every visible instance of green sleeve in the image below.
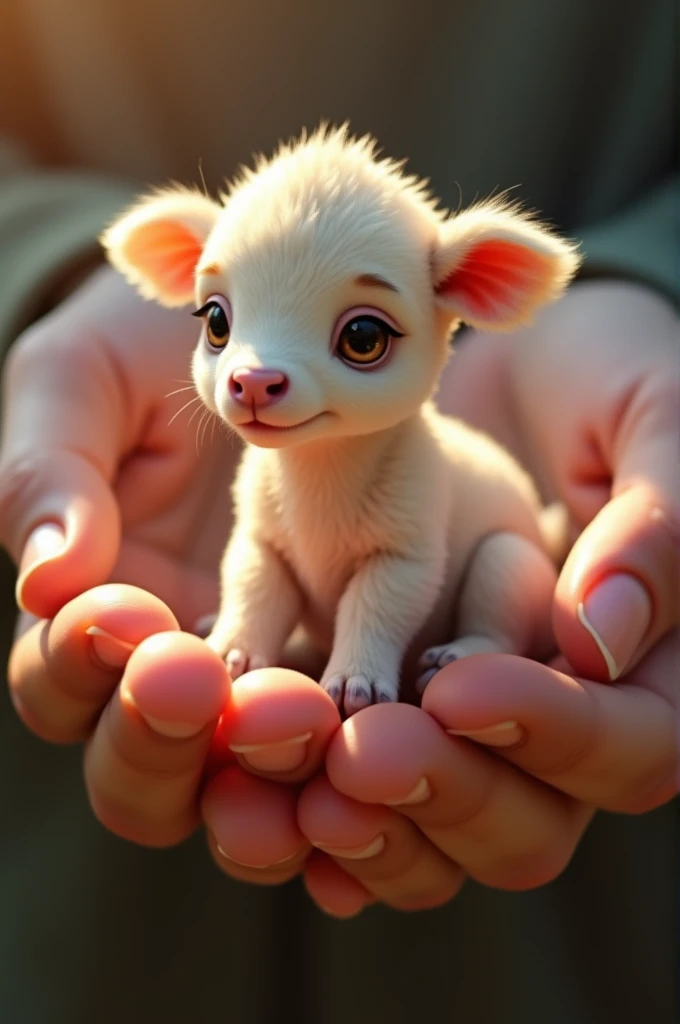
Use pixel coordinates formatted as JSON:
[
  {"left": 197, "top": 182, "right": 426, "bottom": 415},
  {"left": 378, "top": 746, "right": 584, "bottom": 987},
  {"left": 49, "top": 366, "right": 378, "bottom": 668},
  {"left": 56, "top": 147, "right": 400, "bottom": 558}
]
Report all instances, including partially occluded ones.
[
  {"left": 0, "top": 142, "right": 137, "bottom": 353},
  {"left": 576, "top": 177, "right": 679, "bottom": 306}
]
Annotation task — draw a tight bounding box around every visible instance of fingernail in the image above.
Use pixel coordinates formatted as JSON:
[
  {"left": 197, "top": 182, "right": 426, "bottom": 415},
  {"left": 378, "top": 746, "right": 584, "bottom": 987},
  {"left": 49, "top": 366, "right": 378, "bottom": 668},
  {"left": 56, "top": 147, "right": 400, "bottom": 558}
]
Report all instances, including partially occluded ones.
[
  {"left": 577, "top": 573, "right": 652, "bottom": 680},
  {"left": 384, "top": 777, "right": 431, "bottom": 806},
  {"left": 229, "top": 732, "right": 312, "bottom": 772},
  {"left": 86, "top": 626, "right": 136, "bottom": 670},
  {"left": 16, "top": 523, "right": 66, "bottom": 606},
  {"left": 313, "top": 834, "right": 386, "bottom": 860},
  {"left": 140, "top": 716, "right": 206, "bottom": 739},
  {"left": 216, "top": 845, "right": 299, "bottom": 869},
  {"left": 447, "top": 720, "right": 524, "bottom": 747}
]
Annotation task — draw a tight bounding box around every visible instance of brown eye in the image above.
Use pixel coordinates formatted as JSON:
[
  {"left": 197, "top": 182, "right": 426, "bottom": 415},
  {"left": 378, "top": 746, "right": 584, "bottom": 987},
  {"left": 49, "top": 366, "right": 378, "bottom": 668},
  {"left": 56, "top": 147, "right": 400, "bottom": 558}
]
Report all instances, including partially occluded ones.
[
  {"left": 193, "top": 301, "right": 230, "bottom": 350},
  {"left": 337, "top": 316, "right": 395, "bottom": 366}
]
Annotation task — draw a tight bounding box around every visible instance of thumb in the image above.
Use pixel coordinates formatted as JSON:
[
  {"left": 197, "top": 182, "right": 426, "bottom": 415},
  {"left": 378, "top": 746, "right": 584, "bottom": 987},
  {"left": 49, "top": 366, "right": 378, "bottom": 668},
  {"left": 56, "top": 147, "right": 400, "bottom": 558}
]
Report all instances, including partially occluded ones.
[
  {"left": 0, "top": 448, "right": 120, "bottom": 620},
  {"left": 0, "top": 317, "right": 125, "bottom": 620},
  {"left": 553, "top": 483, "right": 678, "bottom": 681},
  {"left": 553, "top": 310, "right": 679, "bottom": 684}
]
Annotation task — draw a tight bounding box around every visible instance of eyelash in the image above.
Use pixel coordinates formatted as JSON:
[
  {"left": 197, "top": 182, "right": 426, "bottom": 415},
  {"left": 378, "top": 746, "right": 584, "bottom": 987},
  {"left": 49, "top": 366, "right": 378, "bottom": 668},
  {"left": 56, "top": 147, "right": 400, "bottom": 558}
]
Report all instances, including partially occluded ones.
[
  {"left": 192, "top": 295, "right": 232, "bottom": 350},
  {"left": 331, "top": 307, "right": 404, "bottom": 348},
  {"left": 191, "top": 301, "right": 404, "bottom": 362},
  {"left": 192, "top": 297, "right": 232, "bottom": 320}
]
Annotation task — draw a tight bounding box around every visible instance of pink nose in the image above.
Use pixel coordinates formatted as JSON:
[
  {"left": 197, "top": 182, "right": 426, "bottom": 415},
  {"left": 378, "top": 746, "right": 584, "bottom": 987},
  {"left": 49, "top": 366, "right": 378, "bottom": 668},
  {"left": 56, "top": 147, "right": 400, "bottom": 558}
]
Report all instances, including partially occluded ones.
[{"left": 228, "top": 367, "right": 289, "bottom": 407}]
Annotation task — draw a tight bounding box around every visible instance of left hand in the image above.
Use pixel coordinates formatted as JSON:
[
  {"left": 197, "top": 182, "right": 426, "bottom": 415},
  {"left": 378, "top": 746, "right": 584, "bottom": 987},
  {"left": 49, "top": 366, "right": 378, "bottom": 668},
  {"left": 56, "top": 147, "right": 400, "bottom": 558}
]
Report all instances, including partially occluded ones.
[{"left": 208, "top": 279, "right": 678, "bottom": 916}]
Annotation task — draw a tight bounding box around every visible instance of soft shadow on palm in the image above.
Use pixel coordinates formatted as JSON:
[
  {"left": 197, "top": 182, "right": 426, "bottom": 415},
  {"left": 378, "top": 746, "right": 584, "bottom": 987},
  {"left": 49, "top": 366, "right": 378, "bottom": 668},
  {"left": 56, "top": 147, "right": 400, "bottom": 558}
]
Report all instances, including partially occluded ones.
[{"left": 109, "top": 419, "right": 238, "bottom": 631}]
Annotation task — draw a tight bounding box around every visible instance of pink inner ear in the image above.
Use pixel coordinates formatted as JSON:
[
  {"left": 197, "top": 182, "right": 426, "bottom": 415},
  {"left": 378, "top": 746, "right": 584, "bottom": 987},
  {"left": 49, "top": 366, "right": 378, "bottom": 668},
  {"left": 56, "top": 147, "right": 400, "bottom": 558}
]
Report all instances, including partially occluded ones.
[
  {"left": 437, "top": 239, "right": 552, "bottom": 319},
  {"left": 127, "top": 219, "right": 204, "bottom": 298}
]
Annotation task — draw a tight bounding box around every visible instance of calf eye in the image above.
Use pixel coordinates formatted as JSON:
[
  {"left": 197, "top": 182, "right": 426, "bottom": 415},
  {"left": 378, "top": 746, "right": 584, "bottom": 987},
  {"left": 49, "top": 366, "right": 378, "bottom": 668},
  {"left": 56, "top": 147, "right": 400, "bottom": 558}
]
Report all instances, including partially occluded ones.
[
  {"left": 192, "top": 299, "right": 231, "bottom": 350},
  {"left": 337, "top": 316, "right": 399, "bottom": 367}
]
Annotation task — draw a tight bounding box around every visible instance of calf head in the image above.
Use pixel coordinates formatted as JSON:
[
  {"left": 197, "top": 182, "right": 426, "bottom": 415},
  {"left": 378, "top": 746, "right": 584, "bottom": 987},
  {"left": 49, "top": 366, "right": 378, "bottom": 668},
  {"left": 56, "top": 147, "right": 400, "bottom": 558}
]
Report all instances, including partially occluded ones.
[{"left": 103, "top": 126, "right": 580, "bottom": 448}]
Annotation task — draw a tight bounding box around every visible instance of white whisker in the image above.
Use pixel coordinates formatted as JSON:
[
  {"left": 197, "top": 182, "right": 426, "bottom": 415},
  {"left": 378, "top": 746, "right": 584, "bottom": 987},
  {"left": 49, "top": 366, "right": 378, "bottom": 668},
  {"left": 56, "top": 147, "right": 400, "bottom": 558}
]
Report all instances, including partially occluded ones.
[
  {"left": 188, "top": 402, "right": 204, "bottom": 427},
  {"left": 167, "top": 395, "right": 201, "bottom": 427},
  {"left": 195, "top": 409, "right": 211, "bottom": 455},
  {"left": 165, "top": 384, "right": 198, "bottom": 399}
]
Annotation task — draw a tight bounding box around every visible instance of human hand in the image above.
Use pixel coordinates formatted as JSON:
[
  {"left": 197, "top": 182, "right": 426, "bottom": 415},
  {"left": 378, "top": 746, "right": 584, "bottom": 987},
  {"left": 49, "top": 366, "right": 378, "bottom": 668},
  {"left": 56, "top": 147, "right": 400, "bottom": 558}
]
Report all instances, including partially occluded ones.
[
  {"left": 267, "top": 279, "right": 678, "bottom": 915},
  {"left": 0, "top": 264, "right": 238, "bottom": 628},
  {"left": 438, "top": 278, "right": 679, "bottom": 681},
  {"left": 0, "top": 267, "right": 228, "bottom": 842},
  {"left": 0, "top": 266, "right": 340, "bottom": 852}
]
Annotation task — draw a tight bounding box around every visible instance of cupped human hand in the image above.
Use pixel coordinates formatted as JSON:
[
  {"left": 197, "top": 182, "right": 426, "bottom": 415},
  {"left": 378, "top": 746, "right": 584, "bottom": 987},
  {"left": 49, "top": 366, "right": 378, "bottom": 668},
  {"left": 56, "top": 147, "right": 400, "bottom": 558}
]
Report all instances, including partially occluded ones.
[
  {"left": 0, "top": 266, "right": 341, "bottom": 857},
  {"left": 438, "top": 278, "right": 679, "bottom": 682},
  {"left": 288, "top": 279, "right": 679, "bottom": 916},
  {"left": 0, "top": 264, "right": 239, "bottom": 627},
  {"left": 293, "top": 627, "right": 675, "bottom": 917}
]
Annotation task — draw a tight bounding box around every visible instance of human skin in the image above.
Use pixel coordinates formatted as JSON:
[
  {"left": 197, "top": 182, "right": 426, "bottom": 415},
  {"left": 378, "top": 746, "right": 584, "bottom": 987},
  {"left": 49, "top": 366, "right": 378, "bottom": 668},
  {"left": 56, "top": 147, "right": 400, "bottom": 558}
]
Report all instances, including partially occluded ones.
[{"left": 0, "top": 269, "right": 677, "bottom": 916}]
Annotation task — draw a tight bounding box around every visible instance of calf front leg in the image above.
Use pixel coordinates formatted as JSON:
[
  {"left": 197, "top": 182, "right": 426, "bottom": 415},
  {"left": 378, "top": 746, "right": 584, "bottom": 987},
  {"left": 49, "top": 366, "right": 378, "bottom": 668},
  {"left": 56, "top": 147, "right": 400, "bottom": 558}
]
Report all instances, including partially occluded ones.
[
  {"left": 321, "top": 552, "right": 444, "bottom": 717},
  {"left": 206, "top": 530, "right": 303, "bottom": 679}
]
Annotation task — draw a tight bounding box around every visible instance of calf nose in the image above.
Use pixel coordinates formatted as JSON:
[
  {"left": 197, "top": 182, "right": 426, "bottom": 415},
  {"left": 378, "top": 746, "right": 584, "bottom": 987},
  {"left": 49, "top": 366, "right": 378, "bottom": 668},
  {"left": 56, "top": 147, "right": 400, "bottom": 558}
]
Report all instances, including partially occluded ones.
[{"left": 228, "top": 367, "right": 289, "bottom": 407}]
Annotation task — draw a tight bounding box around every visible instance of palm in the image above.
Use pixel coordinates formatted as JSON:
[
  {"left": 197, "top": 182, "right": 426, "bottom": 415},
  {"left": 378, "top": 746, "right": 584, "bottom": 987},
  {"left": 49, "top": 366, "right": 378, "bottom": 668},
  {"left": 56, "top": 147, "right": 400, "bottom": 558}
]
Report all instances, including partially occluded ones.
[
  {"left": 60, "top": 267, "right": 240, "bottom": 629},
  {"left": 438, "top": 283, "right": 678, "bottom": 689},
  {"left": 33, "top": 268, "right": 238, "bottom": 626},
  {"left": 111, "top": 431, "right": 236, "bottom": 631}
]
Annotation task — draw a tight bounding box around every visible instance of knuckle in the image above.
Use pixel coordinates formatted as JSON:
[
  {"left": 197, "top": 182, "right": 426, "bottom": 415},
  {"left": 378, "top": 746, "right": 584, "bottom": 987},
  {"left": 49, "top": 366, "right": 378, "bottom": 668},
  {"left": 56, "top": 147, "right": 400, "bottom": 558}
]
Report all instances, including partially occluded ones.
[
  {"left": 607, "top": 758, "right": 678, "bottom": 815},
  {"left": 6, "top": 320, "right": 79, "bottom": 375},
  {"left": 89, "top": 791, "right": 194, "bottom": 847},
  {"left": 483, "top": 844, "right": 575, "bottom": 891},
  {"left": 8, "top": 678, "right": 95, "bottom": 749},
  {"left": 101, "top": 700, "right": 209, "bottom": 780},
  {"left": 9, "top": 694, "right": 86, "bottom": 745},
  {"left": 384, "top": 874, "right": 465, "bottom": 911},
  {"left": 8, "top": 641, "right": 102, "bottom": 744},
  {"left": 2, "top": 324, "right": 45, "bottom": 381},
  {"left": 474, "top": 809, "right": 583, "bottom": 892},
  {"left": 437, "top": 769, "right": 499, "bottom": 831},
  {"left": 107, "top": 729, "right": 202, "bottom": 779}
]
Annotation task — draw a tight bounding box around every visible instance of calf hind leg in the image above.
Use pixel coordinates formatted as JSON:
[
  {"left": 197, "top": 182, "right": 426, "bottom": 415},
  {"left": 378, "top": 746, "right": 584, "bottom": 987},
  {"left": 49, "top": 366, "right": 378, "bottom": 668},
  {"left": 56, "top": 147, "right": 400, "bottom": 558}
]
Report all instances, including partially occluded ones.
[{"left": 417, "top": 531, "right": 557, "bottom": 693}]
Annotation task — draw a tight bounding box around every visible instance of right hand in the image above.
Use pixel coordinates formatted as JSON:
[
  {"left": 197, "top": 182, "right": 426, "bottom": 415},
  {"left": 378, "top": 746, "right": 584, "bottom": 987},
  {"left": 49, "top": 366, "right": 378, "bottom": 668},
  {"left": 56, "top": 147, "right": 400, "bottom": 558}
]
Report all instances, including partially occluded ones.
[{"left": 1, "top": 264, "right": 236, "bottom": 628}]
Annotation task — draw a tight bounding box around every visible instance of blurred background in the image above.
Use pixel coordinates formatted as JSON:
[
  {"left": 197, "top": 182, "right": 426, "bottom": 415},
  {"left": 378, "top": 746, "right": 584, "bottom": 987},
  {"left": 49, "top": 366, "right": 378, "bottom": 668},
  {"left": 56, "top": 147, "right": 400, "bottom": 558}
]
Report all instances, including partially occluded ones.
[{"left": 0, "top": 0, "right": 673, "bottom": 221}]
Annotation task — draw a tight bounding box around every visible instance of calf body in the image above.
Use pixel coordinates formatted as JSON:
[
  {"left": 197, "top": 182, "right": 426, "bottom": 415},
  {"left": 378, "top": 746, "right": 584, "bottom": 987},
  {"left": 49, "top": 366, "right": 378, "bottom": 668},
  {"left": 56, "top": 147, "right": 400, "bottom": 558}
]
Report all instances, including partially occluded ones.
[{"left": 103, "top": 126, "right": 579, "bottom": 715}]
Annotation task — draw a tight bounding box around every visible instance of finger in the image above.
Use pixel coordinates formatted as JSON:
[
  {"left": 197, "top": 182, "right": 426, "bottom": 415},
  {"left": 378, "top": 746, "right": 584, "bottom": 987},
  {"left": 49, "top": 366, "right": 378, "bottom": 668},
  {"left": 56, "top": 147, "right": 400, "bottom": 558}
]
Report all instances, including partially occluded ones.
[
  {"left": 298, "top": 774, "right": 465, "bottom": 910},
  {"left": 422, "top": 647, "right": 678, "bottom": 813},
  {"left": 0, "top": 327, "right": 124, "bottom": 618},
  {"left": 326, "top": 703, "right": 590, "bottom": 891},
  {"left": 211, "top": 668, "right": 341, "bottom": 782},
  {"left": 203, "top": 765, "right": 309, "bottom": 883},
  {"left": 8, "top": 584, "right": 179, "bottom": 742},
  {"left": 302, "top": 851, "right": 377, "bottom": 918},
  {"left": 554, "top": 484, "right": 679, "bottom": 681},
  {"left": 85, "top": 631, "right": 229, "bottom": 847}
]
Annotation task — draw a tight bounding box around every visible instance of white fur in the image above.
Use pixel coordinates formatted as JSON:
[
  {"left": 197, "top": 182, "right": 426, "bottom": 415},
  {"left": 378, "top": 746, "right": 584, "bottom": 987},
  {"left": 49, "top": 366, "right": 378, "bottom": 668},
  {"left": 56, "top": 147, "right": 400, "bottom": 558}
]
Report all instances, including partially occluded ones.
[{"left": 102, "top": 125, "right": 580, "bottom": 715}]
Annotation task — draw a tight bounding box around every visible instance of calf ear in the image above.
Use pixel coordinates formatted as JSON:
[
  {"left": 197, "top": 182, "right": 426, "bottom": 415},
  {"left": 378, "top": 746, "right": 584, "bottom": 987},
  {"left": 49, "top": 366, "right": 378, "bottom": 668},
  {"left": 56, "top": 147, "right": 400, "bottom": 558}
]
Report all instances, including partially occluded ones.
[
  {"left": 432, "top": 202, "right": 581, "bottom": 331},
  {"left": 101, "top": 188, "right": 221, "bottom": 307}
]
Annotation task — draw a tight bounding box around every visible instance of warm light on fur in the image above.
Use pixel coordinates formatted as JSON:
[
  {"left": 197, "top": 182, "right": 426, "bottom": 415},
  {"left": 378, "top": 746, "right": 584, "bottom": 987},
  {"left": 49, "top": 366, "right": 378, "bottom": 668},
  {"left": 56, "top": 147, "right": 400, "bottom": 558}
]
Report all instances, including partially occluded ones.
[{"left": 102, "top": 125, "right": 580, "bottom": 714}]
